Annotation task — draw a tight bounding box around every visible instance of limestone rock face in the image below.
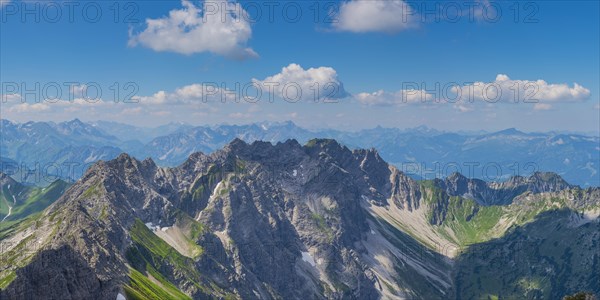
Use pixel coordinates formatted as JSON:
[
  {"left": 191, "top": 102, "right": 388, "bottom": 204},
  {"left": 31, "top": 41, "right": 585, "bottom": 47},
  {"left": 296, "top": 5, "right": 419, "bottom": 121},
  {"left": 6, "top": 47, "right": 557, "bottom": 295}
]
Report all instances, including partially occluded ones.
[{"left": 0, "top": 139, "right": 598, "bottom": 299}]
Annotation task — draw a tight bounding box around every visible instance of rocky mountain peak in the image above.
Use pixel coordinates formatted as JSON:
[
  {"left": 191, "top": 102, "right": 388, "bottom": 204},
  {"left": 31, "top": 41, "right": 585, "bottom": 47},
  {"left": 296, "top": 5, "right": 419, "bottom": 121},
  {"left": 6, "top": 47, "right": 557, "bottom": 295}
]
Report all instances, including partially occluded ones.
[
  {"left": 305, "top": 138, "right": 345, "bottom": 150},
  {"left": 224, "top": 137, "right": 248, "bottom": 152},
  {"left": 525, "top": 171, "right": 572, "bottom": 193},
  {"left": 1, "top": 138, "right": 597, "bottom": 300},
  {"left": 446, "top": 172, "right": 467, "bottom": 182},
  {"left": 304, "top": 138, "right": 352, "bottom": 161},
  {"left": 434, "top": 171, "right": 575, "bottom": 206},
  {"left": 110, "top": 152, "right": 140, "bottom": 169},
  {"left": 529, "top": 171, "right": 570, "bottom": 184},
  {"left": 492, "top": 127, "right": 526, "bottom": 136}
]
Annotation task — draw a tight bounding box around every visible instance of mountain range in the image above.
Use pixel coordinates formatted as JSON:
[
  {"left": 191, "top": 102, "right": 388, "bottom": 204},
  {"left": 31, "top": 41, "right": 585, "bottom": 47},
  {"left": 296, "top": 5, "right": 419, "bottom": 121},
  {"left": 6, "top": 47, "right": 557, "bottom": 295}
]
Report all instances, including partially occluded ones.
[
  {"left": 1, "top": 119, "right": 598, "bottom": 187},
  {"left": 0, "top": 139, "right": 598, "bottom": 299}
]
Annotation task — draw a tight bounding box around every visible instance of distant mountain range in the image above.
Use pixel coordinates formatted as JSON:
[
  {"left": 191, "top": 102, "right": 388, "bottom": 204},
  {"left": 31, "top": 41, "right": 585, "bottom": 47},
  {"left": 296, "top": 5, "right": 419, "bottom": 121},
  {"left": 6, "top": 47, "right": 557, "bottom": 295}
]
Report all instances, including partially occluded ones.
[
  {"left": 1, "top": 119, "right": 598, "bottom": 186},
  {"left": 0, "top": 139, "right": 598, "bottom": 299}
]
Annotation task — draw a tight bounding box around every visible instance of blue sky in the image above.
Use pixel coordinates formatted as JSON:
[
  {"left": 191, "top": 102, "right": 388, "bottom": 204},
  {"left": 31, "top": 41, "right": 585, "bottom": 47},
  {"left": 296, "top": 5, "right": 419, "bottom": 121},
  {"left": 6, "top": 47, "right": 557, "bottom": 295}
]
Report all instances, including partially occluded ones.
[{"left": 1, "top": 0, "right": 599, "bottom": 133}]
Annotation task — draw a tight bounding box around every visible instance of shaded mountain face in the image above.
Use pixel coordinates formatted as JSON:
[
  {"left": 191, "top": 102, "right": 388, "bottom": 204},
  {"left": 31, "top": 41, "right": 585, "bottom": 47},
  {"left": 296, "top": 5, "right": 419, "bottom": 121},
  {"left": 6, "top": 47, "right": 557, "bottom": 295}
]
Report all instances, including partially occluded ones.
[
  {"left": 0, "top": 139, "right": 598, "bottom": 299},
  {"left": 434, "top": 171, "right": 573, "bottom": 206},
  {"left": 453, "top": 209, "right": 600, "bottom": 299}
]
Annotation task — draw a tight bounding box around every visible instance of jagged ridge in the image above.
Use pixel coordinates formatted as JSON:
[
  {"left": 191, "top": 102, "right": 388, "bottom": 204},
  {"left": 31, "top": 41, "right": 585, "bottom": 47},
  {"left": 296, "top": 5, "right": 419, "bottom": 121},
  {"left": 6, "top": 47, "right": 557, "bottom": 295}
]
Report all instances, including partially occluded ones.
[{"left": 0, "top": 138, "right": 598, "bottom": 299}]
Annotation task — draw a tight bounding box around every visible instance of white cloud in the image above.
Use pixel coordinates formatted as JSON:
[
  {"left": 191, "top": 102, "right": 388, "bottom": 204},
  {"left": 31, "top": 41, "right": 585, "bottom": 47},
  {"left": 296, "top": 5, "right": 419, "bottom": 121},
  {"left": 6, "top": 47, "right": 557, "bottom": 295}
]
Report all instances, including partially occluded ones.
[
  {"left": 354, "top": 74, "right": 590, "bottom": 112},
  {"left": 6, "top": 98, "right": 108, "bottom": 114},
  {"left": 452, "top": 74, "right": 591, "bottom": 104},
  {"left": 253, "top": 63, "right": 348, "bottom": 102},
  {"left": 68, "top": 84, "right": 92, "bottom": 98},
  {"left": 134, "top": 83, "right": 236, "bottom": 104},
  {"left": 8, "top": 103, "right": 50, "bottom": 113},
  {"left": 333, "top": 0, "right": 416, "bottom": 33},
  {"left": 1, "top": 93, "right": 21, "bottom": 102},
  {"left": 228, "top": 112, "right": 252, "bottom": 119},
  {"left": 137, "top": 90, "right": 168, "bottom": 105},
  {"left": 454, "top": 103, "right": 474, "bottom": 113},
  {"left": 52, "top": 98, "right": 106, "bottom": 107},
  {"left": 121, "top": 107, "right": 144, "bottom": 115},
  {"left": 355, "top": 89, "right": 434, "bottom": 106},
  {"left": 174, "top": 83, "right": 223, "bottom": 101},
  {"left": 129, "top": 0, "right": 257, "bottom": 59}
]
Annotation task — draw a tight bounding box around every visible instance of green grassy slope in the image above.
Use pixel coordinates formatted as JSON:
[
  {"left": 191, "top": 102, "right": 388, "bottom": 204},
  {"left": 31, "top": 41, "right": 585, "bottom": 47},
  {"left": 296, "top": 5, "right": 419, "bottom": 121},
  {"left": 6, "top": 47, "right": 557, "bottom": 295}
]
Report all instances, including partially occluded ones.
[
  {"left": 126, "top": 218, "right": 234, "bottom": 299},
  {"left": 0, "top": 179, "right": 69, "bottom": 222}
]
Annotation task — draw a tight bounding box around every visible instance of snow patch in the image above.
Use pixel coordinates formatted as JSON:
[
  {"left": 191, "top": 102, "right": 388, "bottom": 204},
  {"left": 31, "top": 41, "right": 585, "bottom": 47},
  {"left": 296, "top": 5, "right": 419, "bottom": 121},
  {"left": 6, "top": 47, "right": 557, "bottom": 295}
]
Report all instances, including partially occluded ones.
[
  {"left": 302, "top": 251, "right": 316, "bottom": 267},
  {"left": 84, "top": 154, "right": 98, "bottom": 163},
  {"left": 145, "top": 222, "right": 159, "bottom": 231},
  {"left": 293, "top": 170, "right": 297, "bottom": 177},
  {"left": 158, "top": 148, "right": 174, "bottom": 161}
]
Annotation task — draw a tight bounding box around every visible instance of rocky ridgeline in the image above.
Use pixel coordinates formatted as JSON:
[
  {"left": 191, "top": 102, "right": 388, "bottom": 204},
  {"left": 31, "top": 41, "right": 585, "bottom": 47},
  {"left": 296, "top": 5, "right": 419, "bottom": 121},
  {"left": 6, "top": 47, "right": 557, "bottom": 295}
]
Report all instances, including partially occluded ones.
[{"left": 0, "top": 138, "right": 598, "bottom": 299}]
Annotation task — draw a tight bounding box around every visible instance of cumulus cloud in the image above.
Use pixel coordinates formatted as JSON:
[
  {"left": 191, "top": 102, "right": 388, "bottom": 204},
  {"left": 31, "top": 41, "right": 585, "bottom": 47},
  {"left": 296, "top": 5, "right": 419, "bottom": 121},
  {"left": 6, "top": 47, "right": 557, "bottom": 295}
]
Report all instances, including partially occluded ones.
[
  {"left": 452, "top": 74, "right": 591, "bottom": 104},
  {"left": 333, "top": 0, "right": 416, "bottom": 33},
  {"left": 355, "top": 89, "right": 434, "bottom": 106},
  {"left": 129, "top": 0, "right": 257, "bottom": 59},
  {"left": 353, "top": 74, "right": 590, "bottom": 112},
  {"left": 252, "top": 63, "right": 348, "bottom": 102},
  {"left": 134, "top": 83, "right": 237, "bottom": 104}
]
